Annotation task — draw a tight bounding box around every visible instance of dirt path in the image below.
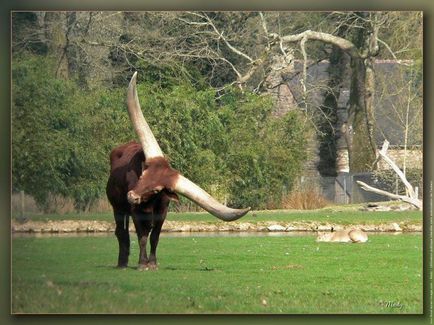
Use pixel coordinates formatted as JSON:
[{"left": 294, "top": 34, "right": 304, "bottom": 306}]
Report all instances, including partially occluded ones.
[{"left": 11, "top": 219, "right": 422, "bottom": 233}]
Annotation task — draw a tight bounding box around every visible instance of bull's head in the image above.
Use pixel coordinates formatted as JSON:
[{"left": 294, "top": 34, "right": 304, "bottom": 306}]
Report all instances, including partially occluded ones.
[{"left": 126, "top": 72, "right": 250, "bottom": 221}]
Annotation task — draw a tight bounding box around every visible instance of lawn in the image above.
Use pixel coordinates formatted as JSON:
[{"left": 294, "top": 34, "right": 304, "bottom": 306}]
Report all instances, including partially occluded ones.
[
  {"left": 12, "top": 233, "right": 423, "bottom": 314},
  {"left": 14, "top": 205, "right": 423, "bottom": 226}
]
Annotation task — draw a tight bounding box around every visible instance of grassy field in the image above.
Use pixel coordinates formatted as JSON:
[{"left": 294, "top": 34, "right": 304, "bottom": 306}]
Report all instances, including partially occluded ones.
[
  {"left": 12, "top": 232, "right": 422, "bottom": 314},
  {"left": 14, "top": 204, "right": 423, "bottom": 226}
]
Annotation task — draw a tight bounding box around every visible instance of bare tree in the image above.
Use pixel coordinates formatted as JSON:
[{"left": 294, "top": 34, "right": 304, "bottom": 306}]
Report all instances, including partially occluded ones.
[
  {"left": 175, "top": 11, "right": 392, "bottom": 173},
  {"left": 357, "top": 140, "right": 422, "bottom": 210},
  {"left": 375, "top": 62, "right": 422, "bottom": 172}
]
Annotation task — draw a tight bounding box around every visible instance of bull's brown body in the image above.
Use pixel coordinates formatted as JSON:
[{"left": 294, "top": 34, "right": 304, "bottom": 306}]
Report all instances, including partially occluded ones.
[{"left": 106, "top": 141, "right": 177, "bottom": 269}]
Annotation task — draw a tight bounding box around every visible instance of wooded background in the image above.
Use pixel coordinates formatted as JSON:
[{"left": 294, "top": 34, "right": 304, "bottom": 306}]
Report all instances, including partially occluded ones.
[{"left": 11, "top": 11, "right": 423, "bottom": 213}]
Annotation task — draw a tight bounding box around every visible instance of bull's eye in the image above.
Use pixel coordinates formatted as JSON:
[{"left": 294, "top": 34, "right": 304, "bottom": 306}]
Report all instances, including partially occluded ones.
[{"left": 141, "top": 161, "right": 149, "bottom": 172}]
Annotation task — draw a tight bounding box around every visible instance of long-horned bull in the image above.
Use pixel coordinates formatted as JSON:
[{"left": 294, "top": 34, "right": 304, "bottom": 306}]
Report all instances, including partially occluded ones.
[{"left": 106, "top": 72, "right": 250, "bottom": 270}]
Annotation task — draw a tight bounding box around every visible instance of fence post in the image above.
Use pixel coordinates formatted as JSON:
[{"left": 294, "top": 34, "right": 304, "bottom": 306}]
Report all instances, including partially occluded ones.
[
  {"left": 20, "top": 190, "right": 25, "bottom": 218},
  {"left": 343, "top": 177, "right": 347, "bottom": 204}
]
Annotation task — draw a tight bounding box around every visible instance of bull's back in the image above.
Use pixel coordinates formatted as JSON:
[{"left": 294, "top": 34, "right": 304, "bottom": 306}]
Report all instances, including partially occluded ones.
[{"left": 109, "top": 141, "right": 143, "bottom": 171}]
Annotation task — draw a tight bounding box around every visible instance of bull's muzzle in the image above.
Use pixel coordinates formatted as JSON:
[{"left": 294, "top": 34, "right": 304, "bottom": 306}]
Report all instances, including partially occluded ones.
[{"left": 127, "top": 190, "right": 141, "bottom": 205}]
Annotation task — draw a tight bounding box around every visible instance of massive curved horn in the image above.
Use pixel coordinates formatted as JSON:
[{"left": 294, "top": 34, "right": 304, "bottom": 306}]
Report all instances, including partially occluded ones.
[
  {"left": 173, "top": 174, "right": 250, "bottom": 221},
  {"left": 127, "top": 71, "right": 250, "bottom": 221},
  {"left": 127, "top": 72, "right": 164, "bottom": 159}
]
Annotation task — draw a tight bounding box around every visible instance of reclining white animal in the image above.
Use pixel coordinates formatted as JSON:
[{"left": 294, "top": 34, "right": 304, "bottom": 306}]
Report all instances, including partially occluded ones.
[{"left": 316, "top": 229, "right": 368, "bottom": 243}]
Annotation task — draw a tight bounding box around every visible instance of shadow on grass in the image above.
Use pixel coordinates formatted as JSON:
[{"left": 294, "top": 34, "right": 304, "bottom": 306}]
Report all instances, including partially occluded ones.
[
  {"left": 95, "top": 264, "right": 217, "bottom": 272},
  {"left": 162, "top": 265, "right": 217, "bottom": 272},
  {"left": 95, "top": 265, "right": 137, "bottom": 271}
]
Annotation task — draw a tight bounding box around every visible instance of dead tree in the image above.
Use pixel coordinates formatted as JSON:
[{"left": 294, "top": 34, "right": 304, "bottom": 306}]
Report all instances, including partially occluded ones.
[{"left": 356, "top": 140, "right": 422, "bottom": 210}]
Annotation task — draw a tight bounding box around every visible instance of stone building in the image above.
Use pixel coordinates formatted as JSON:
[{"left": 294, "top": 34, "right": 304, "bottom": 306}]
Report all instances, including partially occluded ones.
[{"left": 267, "top": 58, "right": 422, "bottom": 203}]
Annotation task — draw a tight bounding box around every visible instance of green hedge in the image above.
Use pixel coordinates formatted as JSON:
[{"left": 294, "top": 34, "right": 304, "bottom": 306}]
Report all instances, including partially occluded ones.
[{"left": 12, "top": 55, "right": 307, "bottom": 211}]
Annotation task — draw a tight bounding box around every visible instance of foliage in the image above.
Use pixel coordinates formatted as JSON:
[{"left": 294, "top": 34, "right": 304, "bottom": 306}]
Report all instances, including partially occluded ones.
[
  {"left": 131, "top": 81, "right": 307, "bottom": 209},
  {"left": 12, "top": 55, "right": 307, "bottom": 211},
  {"left": 377, "top": 12, "right": 423, "bottom": 61},
  {"left": 12, "top": 55, "right": 131, "bottom": 211},
  {"left": 228, "top": 93, "right": 305, "bottom": 208},
  {"left": 12, "top": 234, "right": 422, "bottom": 313},
  {"left": 217, "top": 89, "right": 306, "bottom": 209}
]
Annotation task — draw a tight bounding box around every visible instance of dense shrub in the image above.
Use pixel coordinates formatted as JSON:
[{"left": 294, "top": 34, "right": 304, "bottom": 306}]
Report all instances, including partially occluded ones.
[
  {"left": 12, "top": 55, "right": 130, "bottom": 212},
  {"left": 218, "top": 90, "right": 307, "bottom": 209},
  {"left": 12, "top": 55, "right": 308, "bottom": 211}
]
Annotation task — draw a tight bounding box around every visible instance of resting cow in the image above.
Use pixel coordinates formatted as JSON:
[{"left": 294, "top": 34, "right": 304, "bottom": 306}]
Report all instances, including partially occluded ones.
[{"left": 106, "top": 72, "right": 250, "bottom": 270}]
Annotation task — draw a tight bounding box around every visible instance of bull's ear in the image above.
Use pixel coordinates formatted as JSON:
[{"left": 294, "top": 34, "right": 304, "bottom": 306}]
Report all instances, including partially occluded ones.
[
  {"left": 166, "top": 191, "right": 179, "bottom": 203},
  {"left": 141, "top": 161, "right": 148, "bottom": 174}
]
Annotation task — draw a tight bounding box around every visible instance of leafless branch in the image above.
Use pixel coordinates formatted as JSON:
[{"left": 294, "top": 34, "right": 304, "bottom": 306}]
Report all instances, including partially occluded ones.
[
  {"left": 357, "top": 140, "right": 422, "bottom": 210},
  {"left": 259, "top": 12, "right": 271, "bottom": 50},
  {"left": 300, "top": 36, "right": 308, "bottom": 103},
  {"left": 198, "top": 12, "right": 255, "bottom": 64},
  {"left": 356, "top": 180, "right": 421, "bottom": 209},
  {"left": 277, "top": 30, "right": 364, "bottom": 58}
]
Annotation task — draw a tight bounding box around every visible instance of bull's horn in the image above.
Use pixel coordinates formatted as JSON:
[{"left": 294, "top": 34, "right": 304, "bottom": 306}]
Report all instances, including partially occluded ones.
[
  {"left": 173, "top": 174, "right": 250, "bottom": 221},
  {"left": 127, "top": 71, "right": 164, "bottom": 159}
]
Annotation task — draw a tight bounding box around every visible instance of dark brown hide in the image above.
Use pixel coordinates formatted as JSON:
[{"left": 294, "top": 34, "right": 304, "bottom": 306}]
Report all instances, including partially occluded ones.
[{"left": 106, "top": 141, "right": 178, "bottom": 269}]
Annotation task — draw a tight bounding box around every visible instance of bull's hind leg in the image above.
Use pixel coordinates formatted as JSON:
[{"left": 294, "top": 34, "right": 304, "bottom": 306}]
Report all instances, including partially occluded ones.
[{"left": 114, "top": 212, "right": 130, "bottom": 268}]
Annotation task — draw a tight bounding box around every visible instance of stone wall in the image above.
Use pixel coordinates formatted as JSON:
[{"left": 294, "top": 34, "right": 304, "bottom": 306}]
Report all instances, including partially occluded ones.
[{"left": 377, "top": 148, "right": 422, "bottom": 171}]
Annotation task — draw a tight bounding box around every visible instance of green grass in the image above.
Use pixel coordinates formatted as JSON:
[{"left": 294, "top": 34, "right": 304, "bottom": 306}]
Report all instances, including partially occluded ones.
[
  {"left": 15, "top": 206, "right": 422, "bottom": 226},
  {"left": 12, "top": 233, "right": 422, "bottom": 314}
]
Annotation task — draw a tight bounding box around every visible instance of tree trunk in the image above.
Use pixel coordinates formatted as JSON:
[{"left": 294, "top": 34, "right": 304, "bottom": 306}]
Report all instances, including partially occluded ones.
[
  {"left": 44, "top": 12, "right": 69, "bottom": 79},
  {"left": 318, "top": 41, "right": 347, "bottom": 177},
  {"left": 347, "top": 14, "right": 378, "bottom": 172},
  {"left": 263, "top": 51, "right": 296, "bottom": 116},
  {"left": 348, "top": 57, "right": 377, "bottom": 172}
]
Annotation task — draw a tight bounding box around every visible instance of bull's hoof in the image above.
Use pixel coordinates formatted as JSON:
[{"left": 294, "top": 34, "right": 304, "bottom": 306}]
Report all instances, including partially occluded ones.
[
  {"left": 137, "top": 263, "right": 158, "bottom": 271},
  {"left": 116, "top": 264, "right": 128, "bottom": 270},
  {"left": 137, "top": 264, "right": 150, "bottom": 271},
  {"left": 148, "top": 263, "right": 158, "bottom": 271}
]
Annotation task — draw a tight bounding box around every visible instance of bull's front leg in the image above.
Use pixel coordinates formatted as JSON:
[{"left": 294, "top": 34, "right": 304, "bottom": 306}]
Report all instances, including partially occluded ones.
[
  {"left": 148, "top": 218, "right": 164, "bottom": 270},
  {"left": 114, "top": 212, "right": 130, "bottom": 268},
  {"left": 132, "top": 212, "right": 152, "bottom": 270}
]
